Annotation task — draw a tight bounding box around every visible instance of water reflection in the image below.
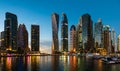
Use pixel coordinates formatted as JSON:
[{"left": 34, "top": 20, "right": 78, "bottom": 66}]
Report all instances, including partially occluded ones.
[
  {"left": 69, "top": 56, "right": 77, "bottom": 71},
  {"left": 0, "top": 56, "right": 120, "bottom": 71}
]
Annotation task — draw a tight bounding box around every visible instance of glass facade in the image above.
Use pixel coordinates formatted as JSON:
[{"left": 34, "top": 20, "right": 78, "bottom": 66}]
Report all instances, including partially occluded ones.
[
  {"left": 61, "top": 13, "right": 68, "bottom": 52},
  {"left": 31, "top": 25, "right": 39, "bottom": 51},
  {"left": 94, "top": 19, "right": 103, "bottom": 48},
  {"left": 76, "top": 18, "right": 82, "bottom": 52},
  {"left": 80, "top": 14, "right": 93, "bottom": 51},
  {"left": 111, "top": 29, "right": 116, "bottom": 52},
  {"left": 0, "top": 31, "right": 5, "bottom": 50},
  {"left": 70, "top": 25, "right": 76, "bottom": 52},
  {"left": 4, "top": 12, "right": 18, "bottom": 50},
  {"left": 51, "top": 13, "right": 59, "bottom": 54},
  {"left": 17, "top": 24, "right": 28, "bottom": 52},
  {"left": 102, "top": 25, "right": 110, "bottom": 52},
  {"left": 118, "top": 35, "right": 120, "bottom": 52}
]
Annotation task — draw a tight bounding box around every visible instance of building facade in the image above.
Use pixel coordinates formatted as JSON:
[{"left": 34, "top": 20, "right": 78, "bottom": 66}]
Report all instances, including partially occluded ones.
[
  {"left": 0, "top": 31, "right": 5, "bottom": 50},
  {"left": 61, "top": 13, "right": 68, "bottom": 52},
  {"left": 51, "top": 13, "right": 59, "bottom": 54},
  {"left": 4, "top": 12, "right": 18, "bottom": 51},
  {"left": 17, "top": 24, "right": 28, "bottom": 52},
  {"left": 94, "top": 19, "right": 103, "bottom": 48},
  {"left": 111, "top": 29, "right": 116, "bottom": 52},
  {"left": 76, "top": 19, "right": 82, "bottom": 52},
  {"left": 117, "top": 35, "right": 120, "bottom": 52},
  {"left": 102, "top": 25, "right": 111, "bottom": 53},
  {"left": 31, "top": 25, "right": 40, "bottom": 51},
  {"left": 70, "top": 25, "right": 76, "bottom": 53},
  {"left": 80, "top": 14, "right": 93, "bottom": 51}
]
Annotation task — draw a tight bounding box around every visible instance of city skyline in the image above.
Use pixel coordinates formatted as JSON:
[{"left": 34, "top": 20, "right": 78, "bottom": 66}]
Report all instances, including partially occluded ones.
[{"left": 0, "top": 0, "right": 120, "bottom": 53}]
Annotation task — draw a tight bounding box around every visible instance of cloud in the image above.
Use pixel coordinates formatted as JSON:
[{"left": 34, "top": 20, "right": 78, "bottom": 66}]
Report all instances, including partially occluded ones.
[
  {"left": 28, "top": 40, "right": 52, "bottom": 54},
  {"left": 40, "top": 40, "right": 52, "bottom": 54}
]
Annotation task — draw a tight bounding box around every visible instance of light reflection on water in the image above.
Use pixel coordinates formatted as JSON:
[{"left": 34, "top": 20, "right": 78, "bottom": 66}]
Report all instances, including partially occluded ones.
[{"left": 0, "top": 56, "right": 120, "bottom": 71}]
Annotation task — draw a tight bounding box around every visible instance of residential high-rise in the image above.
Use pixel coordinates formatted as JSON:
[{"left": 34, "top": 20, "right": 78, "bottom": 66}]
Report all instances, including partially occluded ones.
[
  {"left": 51, "top": 13, "right": 59, "bottom": 54},
  {"left": 117, "top": 35, "right": 120, "bottom": 52},
  {"left": 102, "top": 25, "right": 110, "bottom": 53},
  {"left": 0, "top": 31, "right": 5, "bottom": 50},
  {"left": 76, "top": 18, "right": 82, "bottom": 52},
  {"left": 70, "top": 25, "right": 76, "bottom": 53},
  {"left": 111, "top": 29, "right": 116, "bottom": 52},
  {"left": 31, "top": 25, "right": 40, "bottom": 51},
  {"left": 94, "top": 19, "right": 103, "bottom": 48},
  {"left": 80, "top": 14, "right": 93, "bottom": 51},
  {"left": 61, "top": 13, "right": 68, "bottom": 52},
  {"left": 4, "top": 12, "right": 18, "bottom": 51},
  {"left": 17, "top": 24, "right": 28, "bottom": 52}
]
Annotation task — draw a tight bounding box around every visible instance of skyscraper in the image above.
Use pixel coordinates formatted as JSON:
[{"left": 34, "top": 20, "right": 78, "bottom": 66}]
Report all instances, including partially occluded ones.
[
  {"left": 117, "top": 35, "right": 120, "bottom": 52},
  {"left": 17, "top": 24, "right": 28, "bottom": 53},
  {"left": 0, "top": 31, "right": 5, "bottom": 50},
  {"left": 61, "top": 13, "right": 68, "bottom": 52},
  {"left": 94, "top": 19, "right": 103, "bottom": 48},
  {"left": 4, "top": 12, "right": 18, "bottom": 51},
  {"left": 76, "top": 18, "right": 82, "bottom": 52},
  {"left": 111, "top": 29, "right": 116, "bottom": 52},
  {"left": 51, "top": 13, "right": 59, "bottom": 54},
  {"left": 31, "top": 25, "right": 40, "bottom": 51},
  {"left": 70, "top": 25, "right": 76, "bottom": 53},
  {"left": 80, "top": 13, "right": 93, "bottom": 51},
  {"left": 102, "top": 25, "right": 110, "bottom": 53}
]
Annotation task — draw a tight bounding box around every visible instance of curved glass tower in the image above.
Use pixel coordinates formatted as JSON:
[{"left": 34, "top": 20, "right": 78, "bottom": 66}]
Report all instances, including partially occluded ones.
[
  {"left": 51, "top": 13, "right": 59, "bottom": 54},
  {"left": 61, "top": 13, "right": 68, "bottom": 52}
]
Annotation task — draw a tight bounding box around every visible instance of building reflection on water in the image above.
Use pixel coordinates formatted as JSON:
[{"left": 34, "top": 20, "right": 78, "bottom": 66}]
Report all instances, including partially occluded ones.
[
  {"left": 31, "top": 56, "right": 40, "bottom": 71},
  {"left": 0, "top": 56, "right": 120, "bottom": 71},
  {"left": 69, "top": 56, "right": 77, "bottom": 71}
]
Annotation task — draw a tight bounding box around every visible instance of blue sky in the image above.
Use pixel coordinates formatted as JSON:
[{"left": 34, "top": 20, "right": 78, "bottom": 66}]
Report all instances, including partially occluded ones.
[{"left": 0, "top": 0, "right": 120, "bottom": 53}]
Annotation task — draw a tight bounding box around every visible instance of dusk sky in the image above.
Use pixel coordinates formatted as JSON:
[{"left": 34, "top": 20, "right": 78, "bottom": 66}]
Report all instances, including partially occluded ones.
[{"left": 0, "top": 0, "right": 120, "bottom": 53}]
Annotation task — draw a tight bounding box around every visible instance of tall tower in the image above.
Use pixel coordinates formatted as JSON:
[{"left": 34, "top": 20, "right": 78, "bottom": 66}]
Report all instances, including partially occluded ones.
[
  {"left": 70, "top": 25, "right": 76, "bottom": 53},
  {"left": 94, "top": 18, "right": 103, "bottom": 48},
  {"left": 61, "top": 13, "right": 68, "bottom": 52},
  {"left": 4, "top": 12, "right": 18, "bottom": 51},
  {"left": 80, "top": 13, "right": 93, "bottom": 51},
  {"left": 31, "top": 25, "right": 40, "bottom": 51},
  {"left": 117, "top": 35, "right": 120, "bottom": 52},
  {"left": 51, "top": 13, "right": 59, "bottom": 54},
  {"left": 17, "top": 24, "right": 28, "bottom": 53},
  {"left": 76, "top": 18, "right": 82, "bottom": 52},
  {"left": 111, "top": 29, "right": 116, "bottom": 52},
  {"left": 102, "top": 25, "right": 110, "bottom": 53},
  {"left": 0, "top": 31, "right": 5, "bottom": 50}
]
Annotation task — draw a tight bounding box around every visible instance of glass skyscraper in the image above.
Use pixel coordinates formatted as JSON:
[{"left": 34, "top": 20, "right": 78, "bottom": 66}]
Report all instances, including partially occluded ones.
[
  {"left": 31, "top": 25, "right": 40, "bottom": 51},
  {"left": 0, "top": 31, "right": 5, "bottom": 50},
  {"left": 111, "top": 29, "right": 116, "bottom": 52},
  {"left": 4, "top": 12, "right": 18, "bottom": 51},
  {"left": 76, "top": 18, "right": 82, "bottom": 52},
  {"left": 17, "top": 24, "right": 28, "bottom": 53},
  {"left": 51, "top": 13, "right": 59, "bottom": 54},
  {"left": 61, "top": 13, "right": 68, "bottom": 52},
  {"left": 94, "top": 19, "right": 103, "bottom": 48},
  {"left": 80, "top": 14, "right": 93, "bottom": 51},
  {"left": 70, "top": 25, "right": 76, "bottom": 53}
]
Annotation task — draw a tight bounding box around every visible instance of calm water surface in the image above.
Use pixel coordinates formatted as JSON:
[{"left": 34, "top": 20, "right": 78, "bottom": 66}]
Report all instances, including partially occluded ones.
[{"left": 0, "top": 56, "right": 120, "bottom": 71}]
